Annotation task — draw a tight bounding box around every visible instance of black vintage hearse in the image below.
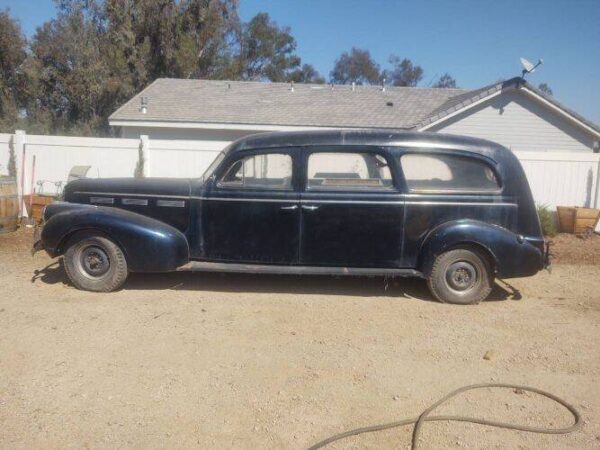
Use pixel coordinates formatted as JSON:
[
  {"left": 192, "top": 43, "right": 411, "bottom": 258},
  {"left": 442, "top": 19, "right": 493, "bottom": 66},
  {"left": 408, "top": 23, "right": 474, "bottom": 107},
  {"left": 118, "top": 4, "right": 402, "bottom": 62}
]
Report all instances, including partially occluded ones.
[{"left": 34, "top": 130, "right": 548, "bottom": 304}]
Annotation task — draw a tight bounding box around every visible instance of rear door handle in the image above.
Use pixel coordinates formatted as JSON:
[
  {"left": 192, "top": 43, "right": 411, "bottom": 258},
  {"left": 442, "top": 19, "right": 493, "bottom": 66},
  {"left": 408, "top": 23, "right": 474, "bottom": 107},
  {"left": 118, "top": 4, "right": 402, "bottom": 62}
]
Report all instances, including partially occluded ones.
[
  {"left": 280, "top": 205, "right": 298, "bottom": 210},
  {"left": 302, "top": 205, "right": 319, "bottom": 211}
]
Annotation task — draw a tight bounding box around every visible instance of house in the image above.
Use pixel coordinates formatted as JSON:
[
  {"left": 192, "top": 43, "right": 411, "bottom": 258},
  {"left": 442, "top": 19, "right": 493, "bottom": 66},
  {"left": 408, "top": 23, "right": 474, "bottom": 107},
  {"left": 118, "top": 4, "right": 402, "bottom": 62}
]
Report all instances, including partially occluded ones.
[{"left": 108, "top": 77, "right": 600, "bottom": 153}]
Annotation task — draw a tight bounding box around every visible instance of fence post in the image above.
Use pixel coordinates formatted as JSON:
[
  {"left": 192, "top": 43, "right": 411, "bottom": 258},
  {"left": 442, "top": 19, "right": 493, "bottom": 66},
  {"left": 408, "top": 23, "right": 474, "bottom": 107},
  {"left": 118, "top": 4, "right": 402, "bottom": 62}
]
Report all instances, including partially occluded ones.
[
  {"left": 594, "top": 155, "right": 600, "bottom": 210},
  {"left": 140, "top": 135, "right": 150, "bottom": 177},
  {"left": 12, "top": 130, "right": 27, "bottom": 217}
]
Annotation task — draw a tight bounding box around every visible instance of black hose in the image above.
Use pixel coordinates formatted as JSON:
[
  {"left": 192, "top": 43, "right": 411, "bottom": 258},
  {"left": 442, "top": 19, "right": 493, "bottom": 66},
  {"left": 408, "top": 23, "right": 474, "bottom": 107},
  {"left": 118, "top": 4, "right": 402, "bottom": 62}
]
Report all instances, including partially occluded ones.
[{"left": 307, "top": 383, "right": 582, "bottom": 450}]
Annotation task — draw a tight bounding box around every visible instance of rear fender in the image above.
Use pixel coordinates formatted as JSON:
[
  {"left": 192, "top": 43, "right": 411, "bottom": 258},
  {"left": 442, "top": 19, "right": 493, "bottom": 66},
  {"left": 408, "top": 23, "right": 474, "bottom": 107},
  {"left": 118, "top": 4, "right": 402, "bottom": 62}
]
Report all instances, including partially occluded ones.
[
  {"left": 418, "top": 219, "right": 543, "bottom": 279},
  {"left": 41, "top": 202, "right": 189, "bottom": 272}
]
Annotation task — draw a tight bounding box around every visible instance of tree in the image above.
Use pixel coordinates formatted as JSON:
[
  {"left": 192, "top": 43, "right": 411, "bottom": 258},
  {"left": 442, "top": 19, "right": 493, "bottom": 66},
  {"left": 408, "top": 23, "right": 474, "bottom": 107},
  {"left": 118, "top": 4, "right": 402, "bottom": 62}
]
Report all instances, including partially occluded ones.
[
  {"left": 229, "top": 12, "right": 302, "bottom": 82},
  {"left": 0, "top": 10, "right": 28, "bottom": 133},
  {"left": 18, "top": 2, "right": 322, "bottom": 134},
  {"left": 25, "top": 0, "right": 240, "bottom": 134},
  {"left": 27, "top": 5, "right": 110, "bottom": 134},
  {"left": 385, "top": 55, "right": 423, "bottom": 87},
  {"left": 538, "top": 83, "right": 553, "bottom": 96},
  {"left": 286, "top": 64, "right": 325, "bottom": 84},
  {"left": 432, "top": 73, "right": 457, "bottom": 88},
  {"left": 330, "top": 48, "right": 381, "bottom": 85}
]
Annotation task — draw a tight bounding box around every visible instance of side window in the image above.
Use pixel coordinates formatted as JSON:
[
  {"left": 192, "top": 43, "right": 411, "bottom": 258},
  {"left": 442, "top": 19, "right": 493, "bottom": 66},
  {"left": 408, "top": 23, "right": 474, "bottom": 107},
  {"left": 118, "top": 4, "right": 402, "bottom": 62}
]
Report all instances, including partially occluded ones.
[
  {"left": 218, "top": 153, "right": 293, "bottom": 190},
  {"left": 400, "top": 153, "right": 499, "bottom": 192},
  {"left": 307, "top": 152, "right": 393, "bottom": 190}
]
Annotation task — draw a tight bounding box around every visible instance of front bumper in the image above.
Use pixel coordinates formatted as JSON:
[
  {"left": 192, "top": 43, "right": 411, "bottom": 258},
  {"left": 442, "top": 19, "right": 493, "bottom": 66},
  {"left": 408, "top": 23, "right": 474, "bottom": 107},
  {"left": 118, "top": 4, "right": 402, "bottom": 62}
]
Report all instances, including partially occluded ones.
[
  {"left": 544, "top": 239, "right": 553, "bottom": 271},
  {"left": 31, "top": 223, "right": 44, "bottom": 256}
]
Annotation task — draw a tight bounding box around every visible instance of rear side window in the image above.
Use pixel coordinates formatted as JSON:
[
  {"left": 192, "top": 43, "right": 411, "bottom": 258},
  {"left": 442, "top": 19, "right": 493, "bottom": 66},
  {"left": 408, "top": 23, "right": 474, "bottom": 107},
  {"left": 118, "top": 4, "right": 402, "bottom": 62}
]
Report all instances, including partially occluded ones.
[
  {"left": 400, "top": 153, "right": 499, "bottom": 192},
  {"left": 218, "top": 153, "right": 292, "bottom": 190},
  {"left": 307, "top": 152, "right": 393, "bottom": 190}
]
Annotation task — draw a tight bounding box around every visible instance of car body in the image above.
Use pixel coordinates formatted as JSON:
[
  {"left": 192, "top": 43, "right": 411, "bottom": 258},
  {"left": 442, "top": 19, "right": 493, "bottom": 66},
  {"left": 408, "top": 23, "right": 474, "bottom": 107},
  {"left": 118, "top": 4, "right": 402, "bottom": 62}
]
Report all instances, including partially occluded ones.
[{"left": 34, "top": 130, "right": 548, "bottom": 303}]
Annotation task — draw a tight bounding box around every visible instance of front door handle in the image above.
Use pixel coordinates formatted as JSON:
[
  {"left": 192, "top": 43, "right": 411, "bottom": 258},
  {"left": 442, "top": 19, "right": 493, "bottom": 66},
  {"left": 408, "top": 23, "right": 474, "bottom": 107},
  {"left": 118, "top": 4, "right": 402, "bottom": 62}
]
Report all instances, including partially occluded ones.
[
  {"left": 280, "top": 205, "right": 298, "bottom": 210},
  {"left": 302, "top": 205, "right": 319, "bottom": 211}
]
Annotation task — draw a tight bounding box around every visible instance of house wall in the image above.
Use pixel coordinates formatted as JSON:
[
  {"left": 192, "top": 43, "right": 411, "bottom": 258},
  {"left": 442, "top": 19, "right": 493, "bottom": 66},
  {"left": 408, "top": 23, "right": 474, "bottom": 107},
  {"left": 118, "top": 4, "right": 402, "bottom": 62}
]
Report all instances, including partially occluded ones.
[
  {"left": 429, "top": 91, "right": 596, "bottom": 152},
  {"left": 120, "top": 126, "right": 255, "bottom": 141}
]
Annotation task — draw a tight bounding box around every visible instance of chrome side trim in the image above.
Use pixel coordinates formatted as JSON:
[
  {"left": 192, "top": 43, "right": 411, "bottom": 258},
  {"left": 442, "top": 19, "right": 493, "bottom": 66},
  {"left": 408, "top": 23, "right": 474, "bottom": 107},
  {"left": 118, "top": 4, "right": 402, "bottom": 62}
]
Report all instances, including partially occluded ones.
[
  {"left": 194, "top": 196, "right": 517, "bottom": 207},
  {"left": 75, "top": 191, "right": 189, "bottom": 199},
  {"left": 90, "top": 197, "right": 114, "bottom": 205},
  {"left": 157, "top": 199, "right": 186, "bottom": 208},
  {"left": 301, "top": 199, "right": 403, "bottom": 205},
  {"left": 404, "top": 201, "right": 518, "bottom": 207},
  {"left": 193, "top": 196, "right": 295, "bottom": 203},
  {"left": 79, "top": 192, "right": 516, "bottom": 208},
  {"left": 121, "top": 198, "right": 148, "bottom": 206}
]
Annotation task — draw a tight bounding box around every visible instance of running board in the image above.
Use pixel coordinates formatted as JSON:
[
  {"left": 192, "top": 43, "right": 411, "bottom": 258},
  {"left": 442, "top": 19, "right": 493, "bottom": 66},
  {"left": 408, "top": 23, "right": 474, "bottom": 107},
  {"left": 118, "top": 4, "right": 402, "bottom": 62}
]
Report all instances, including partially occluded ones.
[{"left": 178, "top": 261, "right": 422, "bottom": 277}]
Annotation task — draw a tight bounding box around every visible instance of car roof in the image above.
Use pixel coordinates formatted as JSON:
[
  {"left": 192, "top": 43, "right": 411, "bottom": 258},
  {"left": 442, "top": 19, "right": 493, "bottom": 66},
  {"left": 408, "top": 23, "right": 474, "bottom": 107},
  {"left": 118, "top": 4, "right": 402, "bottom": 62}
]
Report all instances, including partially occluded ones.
[{"left": 226, "top": 129, "right": 508, "bottom": 160}]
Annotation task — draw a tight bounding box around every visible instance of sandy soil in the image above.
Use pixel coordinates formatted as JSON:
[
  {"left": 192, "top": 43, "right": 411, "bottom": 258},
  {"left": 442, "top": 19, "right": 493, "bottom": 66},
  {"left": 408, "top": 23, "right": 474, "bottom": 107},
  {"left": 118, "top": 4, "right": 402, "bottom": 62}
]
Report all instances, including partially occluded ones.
[
  {"left": 550, "top": 232, "right": 600, "bottom": 265},
  {"left": 1, "top": 228, "right": 599, "bottom": 449}
]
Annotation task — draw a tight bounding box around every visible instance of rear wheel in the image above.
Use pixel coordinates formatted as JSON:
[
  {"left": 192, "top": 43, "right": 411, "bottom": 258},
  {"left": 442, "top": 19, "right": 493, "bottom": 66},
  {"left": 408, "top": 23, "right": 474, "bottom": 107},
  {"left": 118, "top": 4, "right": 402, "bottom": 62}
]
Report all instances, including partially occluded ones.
[
  {"left": 63, "top": 232, "right": 128, "bottom": 292},
  {"left": 427, "top": 248, "right": 493, "bottom": 305}
]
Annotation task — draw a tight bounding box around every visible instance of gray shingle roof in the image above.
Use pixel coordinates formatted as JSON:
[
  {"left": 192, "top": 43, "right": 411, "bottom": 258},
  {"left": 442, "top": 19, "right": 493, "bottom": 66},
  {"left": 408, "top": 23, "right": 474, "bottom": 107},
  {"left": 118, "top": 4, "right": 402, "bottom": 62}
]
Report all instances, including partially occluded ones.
[
  {"left": 109, "top": 78, "right": 466, "bottom": 129},
  {"left": 109, "top": 77, "right": 600, "bottom": 136}
]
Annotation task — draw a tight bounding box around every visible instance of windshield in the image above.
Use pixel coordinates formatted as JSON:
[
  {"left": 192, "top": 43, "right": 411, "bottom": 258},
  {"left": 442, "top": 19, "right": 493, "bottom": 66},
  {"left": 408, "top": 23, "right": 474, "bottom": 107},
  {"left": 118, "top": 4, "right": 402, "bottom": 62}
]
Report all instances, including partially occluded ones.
[{"left": 201, "top": 151, "right": 226, "bottom": 182}]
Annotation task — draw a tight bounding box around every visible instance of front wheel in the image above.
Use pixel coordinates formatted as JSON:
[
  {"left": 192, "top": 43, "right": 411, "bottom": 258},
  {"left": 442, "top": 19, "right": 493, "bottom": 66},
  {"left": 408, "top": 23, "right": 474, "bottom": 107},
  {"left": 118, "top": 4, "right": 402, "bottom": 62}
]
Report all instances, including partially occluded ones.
[
  {"left": 427, "top": 248, "right": 493, "bottom": 305},
  {"left": 63, "top": 233, "right": 128, "bottom": 292}
]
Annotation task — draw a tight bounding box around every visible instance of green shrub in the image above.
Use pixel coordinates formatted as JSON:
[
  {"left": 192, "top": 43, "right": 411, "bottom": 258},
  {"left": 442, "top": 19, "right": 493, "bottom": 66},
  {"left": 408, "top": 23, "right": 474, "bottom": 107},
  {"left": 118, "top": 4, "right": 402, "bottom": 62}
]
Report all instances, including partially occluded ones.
[{"left": 537, "top": 204, "right": 558, "bottom": 237}]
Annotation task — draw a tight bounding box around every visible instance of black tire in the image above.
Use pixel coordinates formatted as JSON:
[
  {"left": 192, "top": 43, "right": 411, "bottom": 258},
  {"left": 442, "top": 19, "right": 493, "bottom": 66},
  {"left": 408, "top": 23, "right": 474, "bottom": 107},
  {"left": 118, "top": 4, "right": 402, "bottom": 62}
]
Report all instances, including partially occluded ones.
[
  {"left": 427, "top": 248, "right": 493, "bottom": 305},
  {"left": 63, "top": 232, "right": 128, "bottom": 292}
]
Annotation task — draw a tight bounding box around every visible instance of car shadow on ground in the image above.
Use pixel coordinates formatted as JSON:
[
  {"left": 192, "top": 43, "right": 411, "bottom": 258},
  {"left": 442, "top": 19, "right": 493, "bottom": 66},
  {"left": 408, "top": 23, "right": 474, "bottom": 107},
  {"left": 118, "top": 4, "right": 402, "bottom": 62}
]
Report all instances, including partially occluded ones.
[{"left": 31, "top": 261, "right": 521, "bottom": 303}]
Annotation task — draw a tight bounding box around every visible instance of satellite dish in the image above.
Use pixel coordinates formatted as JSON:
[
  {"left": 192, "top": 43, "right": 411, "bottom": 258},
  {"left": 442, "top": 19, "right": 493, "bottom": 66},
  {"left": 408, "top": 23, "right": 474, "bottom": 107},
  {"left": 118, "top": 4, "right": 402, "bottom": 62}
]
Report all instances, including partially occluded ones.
[{"left": 520, "top": 57, "right": 543, "bottom": 78}]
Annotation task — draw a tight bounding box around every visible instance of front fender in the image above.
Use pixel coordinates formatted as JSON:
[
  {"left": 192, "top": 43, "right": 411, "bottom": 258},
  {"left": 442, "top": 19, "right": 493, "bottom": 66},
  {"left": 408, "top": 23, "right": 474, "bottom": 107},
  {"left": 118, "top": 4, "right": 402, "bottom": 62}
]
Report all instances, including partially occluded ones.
[
  {"left": 419, "top": 220, "right": 543, "bottom": 279},
  {"left": 40, "top": 202, "right": 189, "bottom": 272}
]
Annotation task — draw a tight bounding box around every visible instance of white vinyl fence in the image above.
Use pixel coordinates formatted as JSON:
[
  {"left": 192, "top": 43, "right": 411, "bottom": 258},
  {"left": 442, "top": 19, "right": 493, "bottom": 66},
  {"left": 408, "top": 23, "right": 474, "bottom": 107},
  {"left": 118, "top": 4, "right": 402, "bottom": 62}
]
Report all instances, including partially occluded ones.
[{"left": 1, "top": 130, "right": 599, "bottom": 230}]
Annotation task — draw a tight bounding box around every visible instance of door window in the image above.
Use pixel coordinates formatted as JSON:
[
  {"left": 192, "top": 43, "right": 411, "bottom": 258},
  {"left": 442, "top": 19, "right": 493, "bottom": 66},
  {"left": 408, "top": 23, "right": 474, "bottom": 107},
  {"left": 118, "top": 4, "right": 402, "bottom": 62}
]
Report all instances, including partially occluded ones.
[
  {"left": 307, "top": 152, "right": 393, "bottom": 190},
  {"left": 218, "top": 153, "right": 293, "bottom": 190},
  {"left": 400, "top": 153, "right": 499, "bottom": 192}
]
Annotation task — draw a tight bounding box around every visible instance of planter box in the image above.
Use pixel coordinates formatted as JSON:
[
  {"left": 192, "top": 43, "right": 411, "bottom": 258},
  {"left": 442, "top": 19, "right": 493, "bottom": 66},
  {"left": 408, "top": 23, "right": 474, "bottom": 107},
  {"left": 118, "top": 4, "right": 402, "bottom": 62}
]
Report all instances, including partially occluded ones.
[
  {"left": 25, "top": 194, "right": 55, "bottom": 223},
  {"left": 557, "top": 206, "right": 600, "bottom": 234}
]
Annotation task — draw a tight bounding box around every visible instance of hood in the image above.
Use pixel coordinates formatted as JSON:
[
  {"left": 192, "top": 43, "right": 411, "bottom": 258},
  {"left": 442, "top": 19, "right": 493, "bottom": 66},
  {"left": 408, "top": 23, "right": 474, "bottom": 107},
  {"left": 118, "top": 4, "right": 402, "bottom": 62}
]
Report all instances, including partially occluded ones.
[
  {"left": 61, "top": 177, "right": 193, "bottom": 233},
  {"left": 63, "top": 177, "right": 192, "bottom": 200}
]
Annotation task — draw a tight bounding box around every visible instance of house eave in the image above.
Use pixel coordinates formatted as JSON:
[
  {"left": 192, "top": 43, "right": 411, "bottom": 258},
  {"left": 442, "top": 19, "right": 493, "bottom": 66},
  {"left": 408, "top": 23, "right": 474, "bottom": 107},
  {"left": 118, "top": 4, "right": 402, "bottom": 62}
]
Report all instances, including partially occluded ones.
[
  {"left": 108, "top": 119, "right": 353, "bottom": 132},
  {"left": 418, "top": 82, "right": 600, "bottom": 139}
]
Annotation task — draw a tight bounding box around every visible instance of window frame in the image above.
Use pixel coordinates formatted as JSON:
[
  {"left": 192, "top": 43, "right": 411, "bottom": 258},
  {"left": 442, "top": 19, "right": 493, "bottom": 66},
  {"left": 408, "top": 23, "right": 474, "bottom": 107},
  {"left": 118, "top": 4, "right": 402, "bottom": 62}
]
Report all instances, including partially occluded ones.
[
  {"left": 215, "top": 150, "right": 296, "bottom": 192},
  {"left": 398, "top": 149, "right": 503, "bottom": 195},
  {"left": 303, "top": 146, "right": 399, "bottom": 193}
]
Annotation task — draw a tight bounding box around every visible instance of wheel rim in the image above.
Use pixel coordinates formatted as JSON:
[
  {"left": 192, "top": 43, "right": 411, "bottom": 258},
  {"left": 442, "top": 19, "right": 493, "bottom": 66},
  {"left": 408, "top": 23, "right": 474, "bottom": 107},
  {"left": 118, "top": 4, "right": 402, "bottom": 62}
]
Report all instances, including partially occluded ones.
[
  {"left": 79, "top": 245, "right": 110, "bottom": 278},
  {"left": 445, "top": 261, "right": 478, "bottom": 293}
]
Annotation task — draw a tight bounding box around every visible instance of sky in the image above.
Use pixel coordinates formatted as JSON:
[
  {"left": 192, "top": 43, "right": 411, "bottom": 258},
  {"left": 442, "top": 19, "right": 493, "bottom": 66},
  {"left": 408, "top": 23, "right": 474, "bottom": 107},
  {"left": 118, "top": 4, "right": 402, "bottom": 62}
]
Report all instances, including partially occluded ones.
[{"left": 1, "top": 0, "right": 599, "bottom": 123}]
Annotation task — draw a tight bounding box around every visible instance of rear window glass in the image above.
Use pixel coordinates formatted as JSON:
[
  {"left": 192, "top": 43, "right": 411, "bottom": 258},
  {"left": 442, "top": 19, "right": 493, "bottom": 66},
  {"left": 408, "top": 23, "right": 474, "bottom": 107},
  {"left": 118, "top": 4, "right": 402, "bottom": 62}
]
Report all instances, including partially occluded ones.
[
  {"left": 307, "top": 152, "right": 393, "bottom": 190},
  {"left": 400, "top": 153, "right": 499, "bottom": 192}
]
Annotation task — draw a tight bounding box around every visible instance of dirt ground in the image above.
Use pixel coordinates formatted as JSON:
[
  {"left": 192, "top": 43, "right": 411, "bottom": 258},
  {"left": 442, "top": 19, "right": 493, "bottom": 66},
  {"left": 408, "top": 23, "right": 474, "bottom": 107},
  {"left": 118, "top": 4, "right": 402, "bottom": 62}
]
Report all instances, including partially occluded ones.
[
  {"left": 550, "top": 232, "right": 600, "bottom": 265},
  {"left": 1, "top": 228, "right": 599, "bottom": 449}
]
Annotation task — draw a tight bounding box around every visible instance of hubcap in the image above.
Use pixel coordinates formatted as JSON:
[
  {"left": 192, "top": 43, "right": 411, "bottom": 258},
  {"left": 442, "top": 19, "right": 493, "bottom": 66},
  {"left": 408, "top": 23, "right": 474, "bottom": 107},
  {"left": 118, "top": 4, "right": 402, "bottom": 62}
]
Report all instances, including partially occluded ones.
[
  {"left": 445, "top": 261, "right": 477, "bottom": 292},
  {"left": 80, "top": 246, "right": 110, "bottom": 277}
]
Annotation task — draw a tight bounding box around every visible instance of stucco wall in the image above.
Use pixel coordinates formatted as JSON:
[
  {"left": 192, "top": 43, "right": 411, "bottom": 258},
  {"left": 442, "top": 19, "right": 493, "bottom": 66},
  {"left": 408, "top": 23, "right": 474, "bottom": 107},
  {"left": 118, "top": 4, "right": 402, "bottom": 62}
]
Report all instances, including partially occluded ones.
[{"left": 429, "top": 91, "right": 596, "bottom": 152}]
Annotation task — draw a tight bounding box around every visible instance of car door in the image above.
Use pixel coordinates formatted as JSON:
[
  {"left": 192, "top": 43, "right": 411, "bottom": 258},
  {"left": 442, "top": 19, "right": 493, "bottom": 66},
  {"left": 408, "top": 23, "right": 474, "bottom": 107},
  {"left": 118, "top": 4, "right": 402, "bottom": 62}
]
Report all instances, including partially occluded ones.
[
  {"left": 299, "top": 147, "right": 405, "bottom": 268},
  {"left": 201, "top": 148, "right": 300, "bottom": 264}
]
